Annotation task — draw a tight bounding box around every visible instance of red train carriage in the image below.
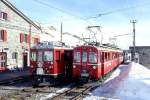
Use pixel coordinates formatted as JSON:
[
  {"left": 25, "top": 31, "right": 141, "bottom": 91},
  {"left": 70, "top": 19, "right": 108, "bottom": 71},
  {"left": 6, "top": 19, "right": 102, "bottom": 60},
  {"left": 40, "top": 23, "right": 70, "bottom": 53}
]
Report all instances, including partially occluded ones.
[
  {"left": 72, "top": 43, "right": 123, "bottom": 80},
  {"left": 30, "top": 41, "right": 73, "bottom": 86}
]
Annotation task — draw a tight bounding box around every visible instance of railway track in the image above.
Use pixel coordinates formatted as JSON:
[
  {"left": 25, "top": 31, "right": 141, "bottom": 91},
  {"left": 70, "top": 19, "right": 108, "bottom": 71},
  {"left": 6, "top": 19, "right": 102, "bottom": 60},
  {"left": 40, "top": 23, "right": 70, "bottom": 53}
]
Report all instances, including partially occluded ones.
[
  {"left": 0, "top": 66, "right": 117, "bottom": 100},
  {"left": 49, "top": 81, "right": 102, "bottom": 100}
]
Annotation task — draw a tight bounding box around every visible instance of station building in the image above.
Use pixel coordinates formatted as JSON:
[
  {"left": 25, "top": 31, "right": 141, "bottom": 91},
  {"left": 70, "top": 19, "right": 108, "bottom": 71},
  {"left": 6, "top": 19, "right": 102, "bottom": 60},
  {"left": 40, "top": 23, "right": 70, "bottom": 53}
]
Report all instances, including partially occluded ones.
[
  {"left": 130, "top": 46, "right": 150, "bottom": 69},
  {"left": 0, "top": 0, "right": 41, "bottom": 71}
]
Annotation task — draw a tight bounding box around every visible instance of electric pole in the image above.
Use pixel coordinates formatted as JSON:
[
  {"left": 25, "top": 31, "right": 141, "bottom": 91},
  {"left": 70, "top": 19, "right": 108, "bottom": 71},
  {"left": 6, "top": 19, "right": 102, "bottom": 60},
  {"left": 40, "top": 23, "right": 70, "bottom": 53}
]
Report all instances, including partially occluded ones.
[
  {"left": 130, "top": 20, "right": 137, "bottom": 61},
  {"left": 60, "top": 22, "right": 63, "bottom": 42}
]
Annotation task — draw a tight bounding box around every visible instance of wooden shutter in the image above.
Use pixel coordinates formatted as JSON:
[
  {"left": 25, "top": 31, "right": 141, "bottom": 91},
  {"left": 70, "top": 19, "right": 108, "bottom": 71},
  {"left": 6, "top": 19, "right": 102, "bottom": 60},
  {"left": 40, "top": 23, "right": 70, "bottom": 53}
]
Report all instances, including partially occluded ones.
[
  {"left": 3, "top": 30, "right": 7, "bottom": 41},
  {"left": 27, "top": 35, "right": 30, "bottom": 43},
  {"left": 7, "top": 14, "right": 12, "bottom": 21},
  {"left": 37, "top": 38, "right": 40, "bottom": 43},
  {"left": 0, "top": 12, "right": 2, "bottom": 19},
  {"left": 20, "top": 33, "right": 24, "bottom": 43}
]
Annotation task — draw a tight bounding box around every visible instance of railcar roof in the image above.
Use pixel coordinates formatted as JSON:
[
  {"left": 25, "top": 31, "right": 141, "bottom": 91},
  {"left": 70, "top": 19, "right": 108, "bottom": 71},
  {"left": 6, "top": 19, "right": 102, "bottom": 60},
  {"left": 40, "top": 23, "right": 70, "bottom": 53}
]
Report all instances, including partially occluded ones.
[
  {"left": 31, "top": 41, "right": 72, "bottom": 50},
  {"left": 74, "top": 45, "right": 122, "bottom": 52}
]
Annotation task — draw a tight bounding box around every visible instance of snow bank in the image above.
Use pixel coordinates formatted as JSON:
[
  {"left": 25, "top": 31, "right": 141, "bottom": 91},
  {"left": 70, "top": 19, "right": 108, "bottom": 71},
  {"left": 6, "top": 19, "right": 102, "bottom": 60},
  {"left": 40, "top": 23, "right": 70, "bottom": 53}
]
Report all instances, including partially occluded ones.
[{"left": 84, "top": 62, "right": 150, "bottom": 100}]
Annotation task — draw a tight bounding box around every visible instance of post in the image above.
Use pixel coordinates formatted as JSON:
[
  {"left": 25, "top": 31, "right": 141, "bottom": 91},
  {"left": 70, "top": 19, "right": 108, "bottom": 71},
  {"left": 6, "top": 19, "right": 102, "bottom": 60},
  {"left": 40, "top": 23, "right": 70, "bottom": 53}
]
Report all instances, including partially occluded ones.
[
  {"left": 29, "top": 23, "right": 31, "bottom": 67},
  {"left": 60, "top": 22, "right": 63, "bottom": 42},
  {"left": 130, "top": 20, "right": 137, "bottom": 61}
]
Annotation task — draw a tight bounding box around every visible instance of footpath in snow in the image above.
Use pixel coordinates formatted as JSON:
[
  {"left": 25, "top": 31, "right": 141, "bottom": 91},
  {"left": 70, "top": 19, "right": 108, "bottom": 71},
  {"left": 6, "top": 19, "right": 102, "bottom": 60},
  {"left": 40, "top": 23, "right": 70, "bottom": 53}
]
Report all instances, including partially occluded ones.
[{"left": 84, "top": 62, "right": 150, "bottom": 100}]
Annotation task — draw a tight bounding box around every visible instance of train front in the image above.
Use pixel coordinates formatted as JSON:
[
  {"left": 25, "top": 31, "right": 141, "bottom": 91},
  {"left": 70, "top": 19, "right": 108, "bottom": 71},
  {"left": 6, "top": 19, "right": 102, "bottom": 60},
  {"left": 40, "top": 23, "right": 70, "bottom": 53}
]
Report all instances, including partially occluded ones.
[
  {"left": 72, "top": 45, "right": 101, "bottom": 80},
  {"left": 30, "top": 48, "right": 55, "bottom": 86}
]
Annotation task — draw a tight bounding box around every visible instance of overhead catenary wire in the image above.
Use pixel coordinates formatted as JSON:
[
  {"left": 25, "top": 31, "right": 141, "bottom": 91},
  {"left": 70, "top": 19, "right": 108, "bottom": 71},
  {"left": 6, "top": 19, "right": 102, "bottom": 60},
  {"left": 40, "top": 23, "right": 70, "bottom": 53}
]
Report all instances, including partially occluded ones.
[
  {"left": 31, "top": 0, "right": 92, "bottom": 24},
  {"left": 87, "top": 1, "right": 150, "bottom": 19}
]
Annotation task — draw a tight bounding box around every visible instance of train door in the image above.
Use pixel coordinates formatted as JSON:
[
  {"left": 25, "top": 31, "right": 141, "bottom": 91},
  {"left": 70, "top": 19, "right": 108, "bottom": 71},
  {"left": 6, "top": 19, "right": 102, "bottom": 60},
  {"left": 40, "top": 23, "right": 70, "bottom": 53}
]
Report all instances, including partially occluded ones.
[
  {"left": 55, "top": 51, "right": 61, "bottom": 73},
  {"left": 64, "top": 50, "right": 73, "bottom": 77},
  {"left": 101, "top": 52, "right": 104, "bottom": 75},
  {"left": 81, "top": 50, "right": 88, "bottom": 77},
  {"left": 23, "top": 52, "right": 28, "bottom": 68}
]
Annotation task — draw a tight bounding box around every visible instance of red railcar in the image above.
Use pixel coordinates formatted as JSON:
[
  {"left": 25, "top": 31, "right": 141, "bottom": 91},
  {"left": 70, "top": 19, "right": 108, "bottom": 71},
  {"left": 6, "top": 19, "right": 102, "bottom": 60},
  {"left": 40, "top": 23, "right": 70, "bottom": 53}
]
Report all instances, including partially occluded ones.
[
  {"left": 30, "top": 41, "right": 73, "bottom": 86},
  {"left": 72, "top": 44, "right": 123, "bottom": 80}
]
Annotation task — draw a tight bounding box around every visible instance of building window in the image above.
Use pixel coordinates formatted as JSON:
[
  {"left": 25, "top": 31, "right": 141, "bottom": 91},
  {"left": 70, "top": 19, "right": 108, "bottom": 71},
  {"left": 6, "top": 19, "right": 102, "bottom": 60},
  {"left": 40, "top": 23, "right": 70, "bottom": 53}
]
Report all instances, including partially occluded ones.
[
  {"left": 20, "top": 33, "right": 30, "bottom": 43},
  {"left": 0, "top": 12, "right": 8, "bottom": 20},
  {"left": 0, "top": 30, "right": 4, "bottom": 40},
  {"left": 33, "top": 38, "right": 39, "bottom": 44},
  {"left": 24, "top": 34, "right": 28, "bottom": 43},
  {"left": 0, "top": 30, "right": 7, "bottom": 41},
  {"left": 12, "top": 52, "right": 18, "bottom": 59}
]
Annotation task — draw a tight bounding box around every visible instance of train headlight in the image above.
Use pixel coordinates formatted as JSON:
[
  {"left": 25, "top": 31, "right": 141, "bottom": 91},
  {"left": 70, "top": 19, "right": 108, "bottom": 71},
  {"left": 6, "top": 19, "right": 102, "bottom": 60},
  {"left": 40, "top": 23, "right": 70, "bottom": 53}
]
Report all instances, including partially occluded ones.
[
  {"left": 73, "top": 65, "right": 76, "bottom": 68},
  {"left": 93, "top": 66, "right": 96, "bottom": 69},
  {"left": 49, "top": 66, "right": 53, "bottom": 69},
  {"left": 30, "top": 65, "right": 34, "bottom": 68}
]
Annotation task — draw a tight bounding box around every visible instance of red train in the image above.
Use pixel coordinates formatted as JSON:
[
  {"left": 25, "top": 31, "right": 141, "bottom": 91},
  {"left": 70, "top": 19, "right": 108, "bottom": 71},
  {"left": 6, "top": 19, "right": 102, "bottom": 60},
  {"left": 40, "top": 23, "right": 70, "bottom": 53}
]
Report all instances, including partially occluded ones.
[
  {"left": 30, "top": 41, "right": 73, "bottom": 86},
  {"left": 30, "top": 41, "right": 123, "bottom": 86},
  {"left": 72, "top": 43, "right": 123, "bottom": 80}
]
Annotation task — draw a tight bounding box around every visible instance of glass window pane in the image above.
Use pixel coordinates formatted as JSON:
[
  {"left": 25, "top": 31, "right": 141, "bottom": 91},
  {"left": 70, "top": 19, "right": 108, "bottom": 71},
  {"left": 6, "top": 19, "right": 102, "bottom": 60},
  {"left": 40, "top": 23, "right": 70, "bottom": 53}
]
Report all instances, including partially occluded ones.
[
  {"left": 82, "top": 52, "right": 87, "bottom": 62},
  {"left": 74, "top": 52, "right": 81, "bottom": 62},
  {"left": 89, "top": 52, "right": 97, "bottom": 63},
  {"left": 44, "top": 51, "right": 53, "bottom": 61},
  {"left": 31, "top": 52, "right": 36, "bottom": 61}
]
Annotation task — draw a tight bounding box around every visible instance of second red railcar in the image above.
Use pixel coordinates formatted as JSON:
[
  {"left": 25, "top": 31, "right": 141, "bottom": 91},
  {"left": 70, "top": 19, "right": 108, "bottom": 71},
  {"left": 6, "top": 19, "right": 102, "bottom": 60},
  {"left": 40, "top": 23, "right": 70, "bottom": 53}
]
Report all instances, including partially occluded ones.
[{"left": 72, "top": 44, "right": 123, "bottom": 80}]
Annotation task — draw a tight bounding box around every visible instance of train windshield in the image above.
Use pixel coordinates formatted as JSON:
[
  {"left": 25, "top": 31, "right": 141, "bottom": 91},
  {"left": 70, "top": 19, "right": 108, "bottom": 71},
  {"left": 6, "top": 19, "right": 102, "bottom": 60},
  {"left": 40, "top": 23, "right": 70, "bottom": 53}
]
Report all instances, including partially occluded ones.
[
  {"left": 43, "top": 51, "right": 53, "bottom": 61},
  {"left": 89, "top": 52, "right": 97, "bottom": 63},
  {"left": 74, "top": 51, "right": 81, "bottom": 62},
  {"left": 31, "top": 52, "right": 36, "bottom": 61},
  {"left": 82, "top": 52, "right": 87, "bottom": 62}
]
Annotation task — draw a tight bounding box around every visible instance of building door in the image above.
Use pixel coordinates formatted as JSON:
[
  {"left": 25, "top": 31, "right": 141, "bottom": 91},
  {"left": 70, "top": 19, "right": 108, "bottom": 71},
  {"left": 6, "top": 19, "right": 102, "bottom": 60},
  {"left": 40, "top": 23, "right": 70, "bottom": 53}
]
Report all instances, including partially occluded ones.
[
  {"left": 23, "top": 53, "right": 28, "bottom": 68},
  {"left": 0, "top": 52, "right": 7, "bottom": 71}
]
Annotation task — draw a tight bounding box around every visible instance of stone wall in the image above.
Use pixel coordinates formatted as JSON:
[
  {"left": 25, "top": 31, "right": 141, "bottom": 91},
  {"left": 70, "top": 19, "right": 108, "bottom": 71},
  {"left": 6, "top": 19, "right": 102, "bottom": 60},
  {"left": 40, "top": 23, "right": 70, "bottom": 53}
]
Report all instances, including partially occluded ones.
[
  {"left": 130, "top": 46, "right": 150, "bottom": 69},
  {"left": 0, "top": 0, "right": 41, "bottom": 69}
]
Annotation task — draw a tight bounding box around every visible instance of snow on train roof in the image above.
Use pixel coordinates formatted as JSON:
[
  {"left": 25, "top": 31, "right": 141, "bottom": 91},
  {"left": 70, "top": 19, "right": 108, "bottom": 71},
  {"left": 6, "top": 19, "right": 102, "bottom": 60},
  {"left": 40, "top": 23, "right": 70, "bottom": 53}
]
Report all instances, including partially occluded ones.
[
  {"left": 75, "top": 44, "right": 122, "bottom": 52},
  {"left": 31, "top": 41, "right": 72, "bottom": 49}
]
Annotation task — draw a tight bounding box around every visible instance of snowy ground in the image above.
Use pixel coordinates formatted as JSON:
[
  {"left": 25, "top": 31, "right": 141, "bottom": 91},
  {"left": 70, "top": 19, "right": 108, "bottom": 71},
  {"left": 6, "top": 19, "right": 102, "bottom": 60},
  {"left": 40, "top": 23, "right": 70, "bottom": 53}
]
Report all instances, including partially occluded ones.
[{"left": 84, "top": 62, "right": 150, "bottom": 100}]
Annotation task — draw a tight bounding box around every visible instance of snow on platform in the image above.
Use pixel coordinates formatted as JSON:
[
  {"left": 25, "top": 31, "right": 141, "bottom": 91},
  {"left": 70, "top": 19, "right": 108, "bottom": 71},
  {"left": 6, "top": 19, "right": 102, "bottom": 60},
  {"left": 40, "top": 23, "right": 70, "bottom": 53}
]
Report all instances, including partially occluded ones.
[{"left": 84, "top": 62, "right": 150, "bottom": 100}]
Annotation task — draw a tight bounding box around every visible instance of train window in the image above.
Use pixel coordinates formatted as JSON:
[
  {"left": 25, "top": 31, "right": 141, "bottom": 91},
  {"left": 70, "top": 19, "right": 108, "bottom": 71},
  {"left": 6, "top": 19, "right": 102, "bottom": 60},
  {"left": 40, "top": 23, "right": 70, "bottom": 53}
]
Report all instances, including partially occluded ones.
[
  {"left": 31, "top": 52, "right": 36, "bottom": 61},
  {"left": 105, "top": 52, "right": 107, "bottom": 61},
  {"left": 89, "top": 52, "right": 97, "bottom": 63},
  {"left": 82, "top": 52, "right": 87, "bottom": 62},
  {"left": 44, "top": 51, "right": 53, "bottom": 61},
  {"left": 74, "top": 51, "right": 81, "bottom": 62},
  {"left": 108, "top": 53, "right": 110, "bottom": 60}
]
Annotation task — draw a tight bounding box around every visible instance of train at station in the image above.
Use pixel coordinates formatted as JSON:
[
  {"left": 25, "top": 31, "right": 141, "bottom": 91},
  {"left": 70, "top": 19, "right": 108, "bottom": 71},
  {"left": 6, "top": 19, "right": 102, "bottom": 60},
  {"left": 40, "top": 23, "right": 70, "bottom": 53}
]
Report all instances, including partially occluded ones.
[
  {"left": 30, "top": 41, "right": 73, "bottom": 86},
  {"left": 73, "top": 43, "right": 123, "bottom": 80},
  {"left": 30, "top": 41, "right": 123, "bottom": 86}
]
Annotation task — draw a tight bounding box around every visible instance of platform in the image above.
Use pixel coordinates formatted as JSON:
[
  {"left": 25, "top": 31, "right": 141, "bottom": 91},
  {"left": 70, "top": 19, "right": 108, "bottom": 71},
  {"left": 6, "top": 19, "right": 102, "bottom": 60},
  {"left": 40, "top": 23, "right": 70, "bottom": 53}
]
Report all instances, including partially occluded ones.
[
  {"left": 0, "top": 69, "right": 30, "bottom": 82},
  {"left": 84, "top": 62, "right": 150, "bottom": 100}
]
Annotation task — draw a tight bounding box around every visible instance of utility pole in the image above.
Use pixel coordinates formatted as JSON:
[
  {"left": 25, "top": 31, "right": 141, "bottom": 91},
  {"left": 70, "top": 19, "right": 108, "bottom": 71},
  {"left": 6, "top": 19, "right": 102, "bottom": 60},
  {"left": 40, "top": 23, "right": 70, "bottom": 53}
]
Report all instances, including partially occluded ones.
[
  {"left": 130, "top": 20, "right": 137, "bottom": 61},
  {"left": 60, "top": 22, "right": 63, "bottom": 42},
  {"left": 29, "top": 23, "right": 31, "bottom": 67}
]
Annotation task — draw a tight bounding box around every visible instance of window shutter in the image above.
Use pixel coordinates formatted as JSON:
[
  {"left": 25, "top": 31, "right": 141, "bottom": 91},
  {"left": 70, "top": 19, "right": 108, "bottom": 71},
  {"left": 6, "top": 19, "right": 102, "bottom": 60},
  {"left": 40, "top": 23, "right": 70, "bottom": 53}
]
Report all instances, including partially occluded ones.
[
  {"left": 3, "top": 30, "right": 7, "bottom": 41},
  {"left": 33, "top": 38, "right": 36, "bottom": 44},
  {"left": 20, "top": 33, "right": 24, "bottom": 43},
  {"left": 27, "top": 35, "right": 30, "bottom": 43},
  {"left": 0, "top": 12, "right": 2, "bottom": 19},
  {"left": 7, "top": 14, "right": 12, "bottom": 21},
  {"left": 37, "top": 38, "right": 40, "bottom": 43}
]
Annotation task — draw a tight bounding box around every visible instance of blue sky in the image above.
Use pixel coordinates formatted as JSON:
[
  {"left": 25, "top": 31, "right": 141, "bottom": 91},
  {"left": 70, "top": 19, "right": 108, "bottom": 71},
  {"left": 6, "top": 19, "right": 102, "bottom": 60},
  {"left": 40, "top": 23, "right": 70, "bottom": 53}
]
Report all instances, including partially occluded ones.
[{"left": 10, "top": 0, "right": 150, "bottom": 49}]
